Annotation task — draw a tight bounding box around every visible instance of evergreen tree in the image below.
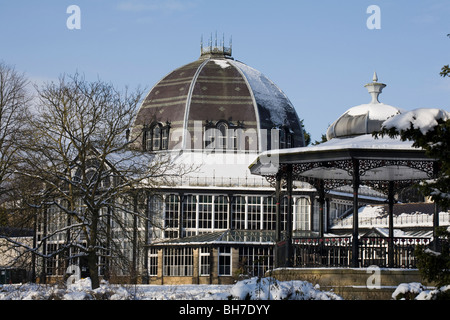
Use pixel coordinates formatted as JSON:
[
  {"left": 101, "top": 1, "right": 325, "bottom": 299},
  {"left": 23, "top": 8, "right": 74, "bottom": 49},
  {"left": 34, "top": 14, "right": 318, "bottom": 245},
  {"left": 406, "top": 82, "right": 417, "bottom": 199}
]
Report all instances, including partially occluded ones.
[
  {"left": 378, "top": 113, "right": 450, "bottom": 208},
  {"left": 414, "top": 227, "right": 450, "bottom": 289}
]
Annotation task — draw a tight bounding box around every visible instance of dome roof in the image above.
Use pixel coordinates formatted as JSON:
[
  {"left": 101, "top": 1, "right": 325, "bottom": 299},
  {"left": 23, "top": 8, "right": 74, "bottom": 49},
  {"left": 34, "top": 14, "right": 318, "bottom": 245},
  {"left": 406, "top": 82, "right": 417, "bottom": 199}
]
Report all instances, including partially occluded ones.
[
  {"left": 131, "top": 45, "right": 305, "bottom": 152},
  {"left": 326, "top": 73, "right": 402, "bottom": 140}
]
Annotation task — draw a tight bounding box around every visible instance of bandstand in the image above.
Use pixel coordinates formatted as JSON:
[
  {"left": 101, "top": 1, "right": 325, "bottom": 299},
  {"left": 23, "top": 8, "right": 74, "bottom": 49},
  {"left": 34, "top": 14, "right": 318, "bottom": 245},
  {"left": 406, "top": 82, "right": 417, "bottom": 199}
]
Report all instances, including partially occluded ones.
[{"left": 249, "top": 74, "right": 440, "bottom": 268}]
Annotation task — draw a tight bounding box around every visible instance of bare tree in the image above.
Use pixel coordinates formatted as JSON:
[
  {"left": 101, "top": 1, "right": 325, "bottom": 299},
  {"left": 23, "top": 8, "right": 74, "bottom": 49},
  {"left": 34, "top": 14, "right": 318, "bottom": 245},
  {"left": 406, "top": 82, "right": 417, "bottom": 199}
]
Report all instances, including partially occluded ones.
[
  {"left": 0, "top": 61, "right": 31, "bottom": 200},
  {"left": 17, "top": 73, "right": 190, "bottom": 288}
]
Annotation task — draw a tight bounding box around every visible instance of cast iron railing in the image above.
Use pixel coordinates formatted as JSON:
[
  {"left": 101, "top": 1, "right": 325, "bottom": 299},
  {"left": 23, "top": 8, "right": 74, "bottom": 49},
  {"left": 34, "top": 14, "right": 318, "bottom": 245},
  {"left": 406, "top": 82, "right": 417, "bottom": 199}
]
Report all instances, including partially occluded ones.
[{"left": 292, "top": 236, "right": 431, "bottom": 268}]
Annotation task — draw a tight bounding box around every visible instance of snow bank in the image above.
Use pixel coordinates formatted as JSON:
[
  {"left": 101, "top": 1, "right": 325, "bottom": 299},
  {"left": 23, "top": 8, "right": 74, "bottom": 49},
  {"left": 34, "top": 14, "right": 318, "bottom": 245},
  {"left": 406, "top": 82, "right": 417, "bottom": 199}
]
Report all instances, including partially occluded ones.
[
  {"left": 392, "top": 282, "right": 450, "bottom": 300},
  {"left": 228, "top": 277, "right": 342, "bottom": 300},
  {"left": 3, "top": 278, "right": 448, "bottom": 300}
]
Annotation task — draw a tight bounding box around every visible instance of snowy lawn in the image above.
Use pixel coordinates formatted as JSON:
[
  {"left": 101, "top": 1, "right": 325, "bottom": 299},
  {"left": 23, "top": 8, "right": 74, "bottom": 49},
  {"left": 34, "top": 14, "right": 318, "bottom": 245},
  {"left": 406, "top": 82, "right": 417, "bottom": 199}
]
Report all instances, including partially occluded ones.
[
  {"left": 0, "top": 277, "right": 343, "bottom": 300},
  {"left": 1, "top": 277, "right": 448, "bottom": 300}
]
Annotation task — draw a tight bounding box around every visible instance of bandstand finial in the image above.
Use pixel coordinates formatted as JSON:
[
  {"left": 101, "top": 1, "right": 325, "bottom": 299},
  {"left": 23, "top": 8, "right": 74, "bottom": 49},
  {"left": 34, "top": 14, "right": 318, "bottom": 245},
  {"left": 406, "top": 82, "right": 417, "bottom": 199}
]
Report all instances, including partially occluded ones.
[
  {"left": 364, "top": 72, "right": 386, "bottom": 104},
  {"left": 372, "top": 71, "right": 378, "bottom": 82}
]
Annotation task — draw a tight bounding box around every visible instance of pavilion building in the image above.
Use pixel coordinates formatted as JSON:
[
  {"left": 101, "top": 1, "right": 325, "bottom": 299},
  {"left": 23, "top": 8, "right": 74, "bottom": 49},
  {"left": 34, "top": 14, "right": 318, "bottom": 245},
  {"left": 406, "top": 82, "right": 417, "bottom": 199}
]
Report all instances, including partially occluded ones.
[
  {"left": 32, "top": 41, "right": 447, "bottom": 286},
  {"left": 137, "top": 43, "right": 387, "bottom": 285}
]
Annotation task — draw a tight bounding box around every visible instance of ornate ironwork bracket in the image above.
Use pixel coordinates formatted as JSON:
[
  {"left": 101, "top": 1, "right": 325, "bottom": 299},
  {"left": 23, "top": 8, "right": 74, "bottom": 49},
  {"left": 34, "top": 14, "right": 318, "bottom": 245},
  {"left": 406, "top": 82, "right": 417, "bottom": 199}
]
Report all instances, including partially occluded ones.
[{"left": 357, "top": 159, "right": 436, "bottom": 178}]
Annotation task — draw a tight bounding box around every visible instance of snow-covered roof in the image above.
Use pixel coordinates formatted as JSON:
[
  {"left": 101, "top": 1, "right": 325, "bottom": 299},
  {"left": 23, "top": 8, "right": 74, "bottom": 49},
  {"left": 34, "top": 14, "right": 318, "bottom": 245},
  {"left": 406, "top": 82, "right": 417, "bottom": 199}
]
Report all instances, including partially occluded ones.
[
  {"left": 331, "top": 204, "right": 450, "bottom": 231},
  {"left": 248, "top": 133, "right": 431, "bottom": 181},
  {"left": 382, "top": 108, "right": 450, "bottom": 135},
  {"left": 148, "top": 229, "right": 276, "bottom": 246},
  {"left": 326, "top": 73, "right": 403, "bottom": 140}
]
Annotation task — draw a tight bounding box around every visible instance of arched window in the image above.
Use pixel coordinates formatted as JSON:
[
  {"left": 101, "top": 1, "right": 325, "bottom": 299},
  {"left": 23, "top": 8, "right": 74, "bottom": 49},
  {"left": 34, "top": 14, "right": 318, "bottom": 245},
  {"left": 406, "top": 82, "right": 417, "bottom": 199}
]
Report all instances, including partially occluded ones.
[
  {"left": 204, "top": 120, "right": 242, "bottom": 150},
  {"left": 216, "top": 122, "right": 228, "bottom": 149},
  {"left": 152, "top": 125, "right": 161, "bottom": 150},
  {"left": 143, "top": 122, "right": 170, "bottom": 151}
]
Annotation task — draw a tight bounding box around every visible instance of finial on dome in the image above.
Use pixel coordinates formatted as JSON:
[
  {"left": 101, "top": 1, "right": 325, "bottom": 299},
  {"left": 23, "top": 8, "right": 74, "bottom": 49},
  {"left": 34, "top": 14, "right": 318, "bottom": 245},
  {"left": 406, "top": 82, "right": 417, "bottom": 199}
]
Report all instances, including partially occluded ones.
[
  {"left": 364, "top": 71, "right": 386, "bottom": 104},
  {"left": 372, "top": 71, "right": 378, "bottom": 82},
  {"left": 200, "top": 33, "right": 232, "bottom": 58}
]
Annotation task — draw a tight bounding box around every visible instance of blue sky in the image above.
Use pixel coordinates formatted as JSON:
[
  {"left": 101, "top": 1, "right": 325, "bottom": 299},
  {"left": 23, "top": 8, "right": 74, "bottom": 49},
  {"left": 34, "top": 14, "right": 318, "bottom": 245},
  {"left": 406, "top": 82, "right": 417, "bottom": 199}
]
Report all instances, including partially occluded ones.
[{"left": 1, "top": 0, "right": 449, "bottom": 142}]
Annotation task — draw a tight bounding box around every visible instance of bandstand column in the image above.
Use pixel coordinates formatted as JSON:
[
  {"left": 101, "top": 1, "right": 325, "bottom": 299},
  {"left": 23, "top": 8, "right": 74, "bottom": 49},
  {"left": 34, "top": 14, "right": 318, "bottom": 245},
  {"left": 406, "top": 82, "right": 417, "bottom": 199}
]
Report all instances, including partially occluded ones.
[
  {"left": 275, "top": 172, "right": 282, "bottom": 242},
  {"left": 352, "top": 159, "right": 360, "bottom": 268},
  {"left": 433, "top": 202, "right": 440, "bottom": 251},
  {"left": 317, "top": 179, "right": 326, "bottom": 238},
  {"left": 388, "top": 181, "right": 395, "bottom": 267},
  {"left": 286, "top": 164, "right": 294, "bottom": 267}
]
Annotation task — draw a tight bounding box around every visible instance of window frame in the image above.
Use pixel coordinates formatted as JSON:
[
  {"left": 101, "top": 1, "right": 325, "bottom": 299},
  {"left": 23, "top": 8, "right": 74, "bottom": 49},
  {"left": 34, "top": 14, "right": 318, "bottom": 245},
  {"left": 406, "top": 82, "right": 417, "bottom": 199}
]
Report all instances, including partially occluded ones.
[
  {"left": 218, "top": 246, "right": 232, "bottom": 276},
  {"left": 143, "top": 122, "right": 170, "bottom": 151}
]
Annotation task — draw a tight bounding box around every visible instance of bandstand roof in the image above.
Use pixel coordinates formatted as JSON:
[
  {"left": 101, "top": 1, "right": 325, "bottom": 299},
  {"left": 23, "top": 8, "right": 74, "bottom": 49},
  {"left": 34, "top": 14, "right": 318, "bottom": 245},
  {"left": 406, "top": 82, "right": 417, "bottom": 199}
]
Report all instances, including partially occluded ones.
[
  {"left": 249, "top": 73, "right": 439, "bottom": 185},
  {"left": 248, "top": 134, "right": 436, "bottom": 183}
]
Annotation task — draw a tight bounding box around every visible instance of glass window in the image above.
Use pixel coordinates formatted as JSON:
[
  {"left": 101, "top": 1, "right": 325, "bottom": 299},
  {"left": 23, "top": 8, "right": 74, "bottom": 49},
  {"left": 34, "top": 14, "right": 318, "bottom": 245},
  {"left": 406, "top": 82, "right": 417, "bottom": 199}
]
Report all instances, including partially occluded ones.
[
  {"left": 148, "top": 195, "right": 164, "bottom": 240},
  {"left": 144, "top": 130, "right": 152, "bottom": 151},
  {"left": 218, "top": 247, "right": 232, "bottom": 276},
  {"left": 182, "top": 195, "right": 197, "bottom": 236},
  {"left": 295, "top": 197, "right": 310, "bottom": 230},
  {"left": 313, "top": 198, "right": 326, "bottom": 232},
  {"left": 263, "top": 197, "right": 277, "bottom": 230},
  {"left": 239, "top": 247, "right": 274, "bottom": 278},
  {"left": 161, "top": 127, "right": 169, "bottom": 150},
  {"left": 152, "top": 125, "right": 161, "bottom": 150},
  {"left": 199, "top": 247, "right": 211, "bottom": 276},
  {"left": 163, "top": 247, "right": 193, "bottom": 276},
  {"left": 148, "top": 248, "right": 158, "bottom": 276},
  {"left": 198, "top": 195, "right": 212, "bottom": 230},
  {"left": 214, "top": 196, "right": 228, "bottom": 229},
  {"left": 233, "top": 196, "right": 246, "bottom": 230},
  {"left": 247, "top": 196, "right": 261, "bottom": 230},
  {"left": 216, "top": 122, "right": 228, "bottom": 149},
  {"left": 164, "top": 194, "right": 179, "bottom": 238}
]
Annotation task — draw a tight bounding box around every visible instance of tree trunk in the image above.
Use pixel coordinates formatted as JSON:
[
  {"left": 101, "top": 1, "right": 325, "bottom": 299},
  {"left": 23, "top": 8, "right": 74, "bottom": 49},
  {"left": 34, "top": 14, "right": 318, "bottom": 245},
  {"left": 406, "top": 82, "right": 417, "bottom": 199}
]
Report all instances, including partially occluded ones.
[{"left": 88, "top": 250, "right": 100, "bottom": 289}]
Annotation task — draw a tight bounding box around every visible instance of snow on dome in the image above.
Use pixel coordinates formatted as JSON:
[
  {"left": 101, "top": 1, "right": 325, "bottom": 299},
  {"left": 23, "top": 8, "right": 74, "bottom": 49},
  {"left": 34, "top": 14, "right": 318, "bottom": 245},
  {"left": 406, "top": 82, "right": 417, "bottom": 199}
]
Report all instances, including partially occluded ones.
[
  {"left": 382, "top": 108, "right": 450, "bottom": 135},
  {"left": 346, "top": 103, "right": 402, "bottom": 121},
  {"left": 326, "top": 73, "right": 402, "bottom": 140},
  {"left": 213, "top": 59, "right": 231, "bottom": 69},
  {"left": 229, "top": 60, "right": 296, "bottom": 127}
]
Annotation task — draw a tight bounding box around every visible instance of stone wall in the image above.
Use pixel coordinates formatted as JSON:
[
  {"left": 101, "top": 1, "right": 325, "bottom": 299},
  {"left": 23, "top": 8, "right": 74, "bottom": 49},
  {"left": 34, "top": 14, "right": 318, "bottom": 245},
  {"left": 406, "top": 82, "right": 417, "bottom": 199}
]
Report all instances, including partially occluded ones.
[{"left": 269, "top": 267, "right": 434, "bottom": 300}]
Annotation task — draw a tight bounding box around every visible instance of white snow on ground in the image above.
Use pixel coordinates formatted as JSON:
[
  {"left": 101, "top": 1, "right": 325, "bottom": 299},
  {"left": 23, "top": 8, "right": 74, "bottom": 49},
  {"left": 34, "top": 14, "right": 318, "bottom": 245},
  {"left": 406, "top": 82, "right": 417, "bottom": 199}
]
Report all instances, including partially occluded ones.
[
  {"left": 0, "top": 277, "right": 342, "bottom": 300},
  {"left": 1, "top": 277, "right": 448, "bottom": 300}
]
